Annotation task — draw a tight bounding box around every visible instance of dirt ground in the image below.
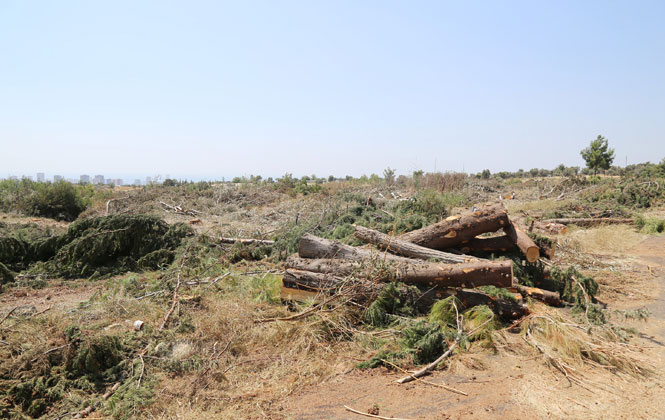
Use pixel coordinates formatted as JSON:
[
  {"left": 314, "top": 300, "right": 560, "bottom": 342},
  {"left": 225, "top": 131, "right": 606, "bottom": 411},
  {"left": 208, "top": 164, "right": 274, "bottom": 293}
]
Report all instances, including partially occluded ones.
[{"left": 282, "top": 235, "right": 665, "bottom": 420}]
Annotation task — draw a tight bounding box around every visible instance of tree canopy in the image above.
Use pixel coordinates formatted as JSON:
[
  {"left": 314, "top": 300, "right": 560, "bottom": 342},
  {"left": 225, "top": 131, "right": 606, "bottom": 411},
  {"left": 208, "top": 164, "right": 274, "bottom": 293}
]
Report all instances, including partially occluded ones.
[{"left": 581, "top": 135, "right": 615, "bottom": 174}]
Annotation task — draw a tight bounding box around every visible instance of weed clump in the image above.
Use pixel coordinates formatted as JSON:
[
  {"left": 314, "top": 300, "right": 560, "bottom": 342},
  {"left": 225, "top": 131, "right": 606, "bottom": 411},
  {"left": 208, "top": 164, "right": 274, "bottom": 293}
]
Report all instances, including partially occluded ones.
[{"left": 634, "top": 214, "right": 665, "bottom": 234}]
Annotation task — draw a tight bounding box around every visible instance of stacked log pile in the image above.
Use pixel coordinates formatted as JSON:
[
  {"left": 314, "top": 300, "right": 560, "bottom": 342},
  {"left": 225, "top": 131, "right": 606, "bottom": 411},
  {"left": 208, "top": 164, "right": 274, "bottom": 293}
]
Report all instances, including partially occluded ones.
[{"left": 282, "top": 203, "right": 562, "bottom": 320}]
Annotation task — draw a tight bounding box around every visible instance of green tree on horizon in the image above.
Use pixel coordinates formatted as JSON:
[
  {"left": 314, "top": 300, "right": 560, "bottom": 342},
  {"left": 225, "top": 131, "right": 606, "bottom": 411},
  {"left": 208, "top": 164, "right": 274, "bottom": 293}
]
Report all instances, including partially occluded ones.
[{"left": 581, "top": 135, "right": 615, "bottom": 175}]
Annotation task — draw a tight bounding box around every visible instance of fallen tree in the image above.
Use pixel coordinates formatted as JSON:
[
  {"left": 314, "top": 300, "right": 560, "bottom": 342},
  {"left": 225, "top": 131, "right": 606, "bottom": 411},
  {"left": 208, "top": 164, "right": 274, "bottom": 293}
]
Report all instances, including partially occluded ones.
[
  {"left": 352, "top": 225, "right": 475, "bottom": 263},
  {"left": 285, "top": 256, "right": 514, "bottom": 288},
  {"left": 539, "top": 217, "right": 634, "bottom": 227},
  {"left": 399, "top": 204, "right": 510, "bottom": 250}
]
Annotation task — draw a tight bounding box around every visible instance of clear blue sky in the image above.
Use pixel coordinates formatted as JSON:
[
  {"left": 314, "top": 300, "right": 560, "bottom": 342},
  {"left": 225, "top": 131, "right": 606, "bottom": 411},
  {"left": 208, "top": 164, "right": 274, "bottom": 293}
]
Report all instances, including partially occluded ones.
[{"left": 1, "top": 0, "right": 664, "bottom": 181}]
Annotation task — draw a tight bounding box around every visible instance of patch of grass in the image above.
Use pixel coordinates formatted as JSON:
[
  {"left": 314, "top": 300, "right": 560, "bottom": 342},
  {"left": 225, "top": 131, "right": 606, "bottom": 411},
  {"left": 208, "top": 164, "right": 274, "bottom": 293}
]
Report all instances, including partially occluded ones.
[{"left": 634, "top": 214, "right": 665, "bottom": 234}]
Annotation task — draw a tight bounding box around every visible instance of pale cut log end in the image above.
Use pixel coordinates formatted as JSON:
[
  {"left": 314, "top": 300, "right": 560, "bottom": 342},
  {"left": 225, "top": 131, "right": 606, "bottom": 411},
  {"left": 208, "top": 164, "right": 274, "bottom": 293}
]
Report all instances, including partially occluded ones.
[{"left": 525, "top": 246, "right": 540, "bottom": 263}]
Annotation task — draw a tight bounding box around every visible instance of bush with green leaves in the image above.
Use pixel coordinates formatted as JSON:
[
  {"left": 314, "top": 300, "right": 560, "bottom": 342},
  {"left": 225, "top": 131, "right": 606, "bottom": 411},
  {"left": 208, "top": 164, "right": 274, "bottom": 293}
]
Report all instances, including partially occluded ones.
[{"left": 0, "top": 179, "right": 86, "bottom": 221}]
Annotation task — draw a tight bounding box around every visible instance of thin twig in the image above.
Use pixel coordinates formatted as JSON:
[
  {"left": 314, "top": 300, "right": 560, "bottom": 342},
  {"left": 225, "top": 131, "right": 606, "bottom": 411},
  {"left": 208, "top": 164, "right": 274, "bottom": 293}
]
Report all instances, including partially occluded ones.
[
  {"left": 137, "top": 355, "right": 145, "bottom": 388},
  {"left": 0, "top": 306, "right": 19, "bottom": 326},
  {"left": 254, "top": 293, "right": 340, "bottom": 323},
  {"left": 344, "top": 405, "right": 415, "bottom": 420},
  {"left": 379, "top": 358, "right": 468, "bottom": 396}
]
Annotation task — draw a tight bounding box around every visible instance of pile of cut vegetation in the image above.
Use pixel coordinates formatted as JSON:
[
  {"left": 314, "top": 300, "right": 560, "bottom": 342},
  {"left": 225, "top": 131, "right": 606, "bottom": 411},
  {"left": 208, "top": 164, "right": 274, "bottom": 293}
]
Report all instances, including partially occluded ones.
[{"left": 0, "top": 214, "right": 193, "bottom": 282}]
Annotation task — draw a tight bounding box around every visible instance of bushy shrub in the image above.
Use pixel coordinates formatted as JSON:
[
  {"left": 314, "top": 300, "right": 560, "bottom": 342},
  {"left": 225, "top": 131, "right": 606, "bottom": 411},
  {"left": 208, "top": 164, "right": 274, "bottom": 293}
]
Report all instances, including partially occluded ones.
[{"left": 0, "top": 179, "right": 86, "bottom": 221}]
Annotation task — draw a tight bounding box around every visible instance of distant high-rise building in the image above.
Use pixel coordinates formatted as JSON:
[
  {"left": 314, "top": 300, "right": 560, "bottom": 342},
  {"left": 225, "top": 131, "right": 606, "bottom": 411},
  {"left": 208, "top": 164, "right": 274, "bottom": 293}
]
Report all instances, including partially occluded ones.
[
  {"left": 9, "top": 175, "right": 18, "bottom": 180},
  {"left": 36, "top": 172, "right": 45, "bottom": 182},
  {"left": 80, "top": 174, "right": 90, "bottom": 184},
  {"left": 93, "top": 175, "right": 105, "bottom": 185},
  {"left": 114, "top": 179, "right": 123, "bottom": 186},
  {"left": 133, "top": 179, "right": 141, "bottom": 186},
  {"left": 145, "top": 176, "right": 152, "bottom": 185},
  {"left": 53, "top": 175, "right": 63, "bottom": 182}
]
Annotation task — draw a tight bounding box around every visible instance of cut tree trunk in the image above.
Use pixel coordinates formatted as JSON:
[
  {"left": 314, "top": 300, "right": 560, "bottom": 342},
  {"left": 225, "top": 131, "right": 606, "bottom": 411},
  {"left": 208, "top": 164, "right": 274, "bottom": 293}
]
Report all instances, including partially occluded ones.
[
  {"left": 399, "top": 203, "right": 510, "bottom": 250},
  {"left": 540, "top": 218, "right": 634, "bottom": 227},
  {"left": 531, "top": 221, "right": 568, "bottom": 234},
  {"left": 503, "top": 222, "right": 540, "bottom": 263},
  {"left": 298, "top": 234, "right": 412, "bottom": 262},
  {"left": 352, "top": 225, "right": 476, "bottom": 263},
  {"left": 457, "top": 235, "right": 515, "bottom": 254},
  {"left": 285, "top": 257, "right": 514, "bottom": 288},
  {"left": 517, "top": 285, "right": 561, "bottom": 306},
  {"left": 219, "top": 237, "right": 275, "bottom": 246}
]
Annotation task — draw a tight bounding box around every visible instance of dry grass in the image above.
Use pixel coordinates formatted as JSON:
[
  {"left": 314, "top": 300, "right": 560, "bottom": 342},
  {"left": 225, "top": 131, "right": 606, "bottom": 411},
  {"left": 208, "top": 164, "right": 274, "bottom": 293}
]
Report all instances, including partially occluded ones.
[
  {"left": 504, "top": 198, "right": 573, "bottom": 214},
  {"left": 145, "top": 295, "right": 365, "bottom": 419},
  {"left": 566, "top": 225, "right": 645, "bottom": 255}
]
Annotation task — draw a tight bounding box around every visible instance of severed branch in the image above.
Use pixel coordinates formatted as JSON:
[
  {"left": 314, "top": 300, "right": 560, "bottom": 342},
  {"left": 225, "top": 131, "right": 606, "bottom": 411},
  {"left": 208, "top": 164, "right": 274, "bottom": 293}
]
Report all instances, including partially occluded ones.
[
  {"left": 159, "top": 248, "right": 190, "bottom": 331},
  {"left": 344, "top": 405, "right": 415, "bottom": 420},
  {"left": 219, "top": 237, "right": 275, "bottom": 246}
]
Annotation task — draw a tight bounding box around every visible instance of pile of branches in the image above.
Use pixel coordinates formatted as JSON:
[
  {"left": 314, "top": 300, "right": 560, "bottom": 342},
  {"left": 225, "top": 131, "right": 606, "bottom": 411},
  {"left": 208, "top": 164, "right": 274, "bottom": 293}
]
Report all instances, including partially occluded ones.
[{"left": 282, "top": 203, "right": 575, "bottom": 322}]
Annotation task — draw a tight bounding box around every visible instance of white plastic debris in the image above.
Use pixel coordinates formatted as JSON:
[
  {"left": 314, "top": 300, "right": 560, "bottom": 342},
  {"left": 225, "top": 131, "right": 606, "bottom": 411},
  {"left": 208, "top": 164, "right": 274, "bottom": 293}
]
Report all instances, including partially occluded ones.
[{"left": 133, "top": 320, "right": 144, "bottom": 331}]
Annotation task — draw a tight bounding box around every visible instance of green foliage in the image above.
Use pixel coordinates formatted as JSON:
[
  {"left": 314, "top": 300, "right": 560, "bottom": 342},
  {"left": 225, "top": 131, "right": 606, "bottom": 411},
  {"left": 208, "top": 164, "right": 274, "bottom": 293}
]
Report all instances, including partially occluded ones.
[
  {"left": 428, "top": 296, "right": 461, "bottom": 327},
  {"left": 401, "top": 321, "right": 446, "bottom": 365},
  {"left": 355, "top": 350, "right": 405, "bottom": 369},
  {"left": 364, "top": 283, "right": 421, "bottom": 327},
  {"left": 49, "top": 215, "right": 193, "bottom": 278},
  {"left": 0, "top": 179, "right": 86, "bottom": 221},
  {"left": 550, "top": 265, "right": 599, "bottom": 307},
  {"left": 272, "top": 190, "right": 460, "bottom": 259},
  {"left": 0, "top": 262, "right": 14, "bottom": 284},
  {"left": 476, "top": 285, "right": 516, "bottom": 301},
  {"left": 462, "top": 305, "right": 498, "bottom": 343},
  {"left": 634, "top": 214, "right": 665, "bottom": 233},
  {"left": 580, "top": 135, "right": 615, "bottom": 174},
  {"left": 228, "top": 243, "right": 272, "bottom": 263}
]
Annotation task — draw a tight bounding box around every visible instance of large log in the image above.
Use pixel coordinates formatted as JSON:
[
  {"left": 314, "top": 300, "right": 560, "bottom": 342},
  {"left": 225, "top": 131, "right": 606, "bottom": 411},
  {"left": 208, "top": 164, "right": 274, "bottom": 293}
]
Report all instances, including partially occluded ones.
[
  {"left": 298, "top": 234, "right": 412, "bottom": 262},
  {"left": 503, "top": 222, "right": 540, "bottom": 263},
  {"left": 399, "top": 204, "right": 510, "bottom": 250},
  {"left": 458, "top": 235, "right": 515, "bottom": 254},
  {"left": 540, "top": 217, "right": 634, "bottom": 227},
  {"left": 285, "top": 257, "right": 514, "bottom": 288},
  {"left": 281, "top": 270, "right": 527, "bottom": 319},
  {"left": 352, "top": 225, "right": 475, "bottom": 264}
]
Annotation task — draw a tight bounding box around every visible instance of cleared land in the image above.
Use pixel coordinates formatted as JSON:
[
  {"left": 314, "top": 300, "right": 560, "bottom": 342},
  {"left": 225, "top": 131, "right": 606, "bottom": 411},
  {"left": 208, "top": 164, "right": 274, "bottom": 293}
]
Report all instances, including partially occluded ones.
[{"left": 0, "top": 173, "right": 664, "bottom": 419}]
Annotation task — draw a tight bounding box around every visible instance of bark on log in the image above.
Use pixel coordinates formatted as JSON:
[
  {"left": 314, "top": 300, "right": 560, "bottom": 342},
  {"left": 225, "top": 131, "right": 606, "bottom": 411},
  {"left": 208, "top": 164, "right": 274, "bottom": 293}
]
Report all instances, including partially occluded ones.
[
  {"left": 399, "top": 204, "right": 510, "bottom": 250},
  {"left": 285, "top": 257, "right": 514, "bottom": 288},
  {"left": 503, "top": 223, "right": 540, "bottom": 263},
  {"left": 540, "top": 218, "right": 634, "bottom": 227},
  {"left": 458, "top": 235, "right": 515, "bottom": 254},
  {"left": 298, "top": 233, "right": 413, "bottom": 262},
  {"left": 352, "top": 225, "right": 476, "bottom": 263},
  {"left": 219, "top": 237, "right": 275, "bottom": 246},
  {"left": 517, "top": 285, "right": 561, "bottom": 306}
]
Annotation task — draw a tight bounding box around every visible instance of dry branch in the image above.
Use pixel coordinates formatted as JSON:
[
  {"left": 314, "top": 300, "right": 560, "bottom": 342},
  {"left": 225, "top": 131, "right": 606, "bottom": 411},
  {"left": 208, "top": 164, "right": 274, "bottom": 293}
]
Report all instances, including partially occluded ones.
[
  {"left": 219, "top": 237, "right": 275, "bottom": 246},
  {"left": 540, "top": 217, "right": 634, "bottom": 227}
]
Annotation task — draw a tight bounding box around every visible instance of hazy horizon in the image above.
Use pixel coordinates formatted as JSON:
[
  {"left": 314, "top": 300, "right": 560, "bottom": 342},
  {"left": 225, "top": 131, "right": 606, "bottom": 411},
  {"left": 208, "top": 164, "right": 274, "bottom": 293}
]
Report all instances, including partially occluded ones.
[{"left": 2, "top": 1, "right": 664, "bottom": 179}]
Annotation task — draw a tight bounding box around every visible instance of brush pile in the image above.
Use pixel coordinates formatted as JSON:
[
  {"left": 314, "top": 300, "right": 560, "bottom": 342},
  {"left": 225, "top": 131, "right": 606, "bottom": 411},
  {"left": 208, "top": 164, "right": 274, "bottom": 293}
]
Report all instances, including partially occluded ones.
[{"left": 282, "top": 203, "right": 573, "bottom": 320}]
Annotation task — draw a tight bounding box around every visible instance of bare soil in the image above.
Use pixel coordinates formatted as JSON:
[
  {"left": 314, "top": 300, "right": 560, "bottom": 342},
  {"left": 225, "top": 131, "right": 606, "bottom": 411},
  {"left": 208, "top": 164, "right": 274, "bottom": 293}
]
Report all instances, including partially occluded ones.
[{"left": 283, "top": 235, "right": 665, "bottom": 420}]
